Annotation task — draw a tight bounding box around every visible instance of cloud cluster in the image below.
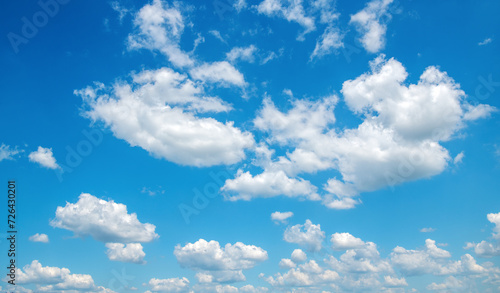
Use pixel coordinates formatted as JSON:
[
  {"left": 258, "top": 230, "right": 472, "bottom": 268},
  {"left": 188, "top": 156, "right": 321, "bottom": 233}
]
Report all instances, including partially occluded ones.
[
  {"left": 223, "top": 55, "right": 495, "bottom": 209},
  {"left": 17, "top": 260, "right": 115, "bottom": 293},
  {"left": 174, "top": 239, "right": 268, "bottom": 283}
]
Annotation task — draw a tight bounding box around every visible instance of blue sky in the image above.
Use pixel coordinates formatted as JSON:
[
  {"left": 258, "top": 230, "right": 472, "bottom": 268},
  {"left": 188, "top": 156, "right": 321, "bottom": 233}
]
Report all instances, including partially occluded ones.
[{"left": 1, "top": 0, "right": 500, "bottom": 292}]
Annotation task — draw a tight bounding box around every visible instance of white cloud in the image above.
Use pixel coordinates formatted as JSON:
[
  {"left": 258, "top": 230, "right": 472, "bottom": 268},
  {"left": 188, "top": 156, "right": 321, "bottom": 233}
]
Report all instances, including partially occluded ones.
[
  {"left": 77, "top": 67, "right": 254, "bottom": 167},
  {"left": 420, "top": 227, "right": 437, "bottom": 233},
  {"left": 127, "top": 0, "right": 193, "bottom": 67},
  {"left": 426, "top": 276, "right": 463, "bottom": 291},
  {"left": 479, "top": 37, "right": 493, "bottom": 46},
  {"left": 28, "top": 233, "right": 49, "bottom": 243},
  {"left": 271, "top": 211, "right": 294, "bottom": 223},
  {"left": 255, "top": 0, "right": 316, "bottom": 41},
  {"left": 226, "top": 45, "right": 258, "bottom": 63},
  {"left": 234, "top": 0, "right": 247, "bottom": 12},
  {"left": 110, "top": 1, "right": 129, "bottom": 23},
  {"left": 17, "top": 260, "right": 114, "bottom": 292},
  {"left": 174, "top": 239, "right": 268, "bottom": 283},
  {"left": 331, "top": 233, "right": 365, "bottom": 250},
  {"left": 264, "top": 260, "right": 339, "bottom": 287},
  {"left": 223, "top": 169, "right": 319, "bottom": 201},
  {"left": 283, "top": 220, "right": 325, "bottom": 252},
  {"left": 349, "top": 0, "right": 394, "bottom": 53},
  {"left": 291, "top": 249, "right": 307, "bottom": 263},
  {"left": 453, "top": 152, "right": 465, "bottom": 165},
  {"left": 28, "top": 146, "right": 60, "bottom": 169},
  {"left": 50, "top": 193, "right": 158, "bottom": 243},
  {"left": 0, "top": 143, "right": 21, "bottom": 162},
  {"left": 147, "top": 277, "right": 190, "bottom": 292},
  {"left": 310, "top": 26, "right": 343, "bottom": 60},
  {"left": 105, "top": 243, "right": 146, "bottom": 264},
  {"left": 209, "top": 30, "right": 226, "bottom": 43},
  {"left": 190, "top": 61, "right": 247, "bottom": 87},
  {"left": 279, "top": 259, "right": 296, "bottom": 269},
  {"left": 466, "top": 212, "right": 500, "bottom": 257},
  {"left": 383, "top": 275, "right": 407, "bottom": 287}
]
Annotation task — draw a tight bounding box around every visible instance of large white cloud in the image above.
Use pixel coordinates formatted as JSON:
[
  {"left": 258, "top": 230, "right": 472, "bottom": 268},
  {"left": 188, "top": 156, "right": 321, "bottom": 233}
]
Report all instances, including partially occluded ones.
[
  {"left": 225, "top": 56, "right": 495, "bottom": 209},
  {"left": 50, "top": 193, "right": 158, "bottom": 243},
  {"left": 77, "top": 67, "right": 254, "bottom": 167},
  {"left": 28, "top": 146, "right": 60, "bottom": 169},
  {"left": 283, "top": 220, "right": 325, "bottom": 252},
  {"left": 105, "top": 243, "right": 146, "bottom": 264},
  {"left": 349, "top": 0, "right": 394, "bottom": 53},
  {"left": 174, "top": 239, "right": 268, "bottom": 283}
]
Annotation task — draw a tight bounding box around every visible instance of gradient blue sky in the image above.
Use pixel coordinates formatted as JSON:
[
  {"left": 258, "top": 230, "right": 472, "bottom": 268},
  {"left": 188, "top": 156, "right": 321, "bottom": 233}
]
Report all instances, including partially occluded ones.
[{"left": 1, "top": 0, "right": 500, "bottom": 292}]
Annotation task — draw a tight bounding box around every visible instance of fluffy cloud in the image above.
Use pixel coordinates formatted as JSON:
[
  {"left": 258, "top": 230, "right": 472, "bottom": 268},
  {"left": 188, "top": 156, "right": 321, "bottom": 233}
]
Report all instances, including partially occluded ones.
[
  {"left": 147, "top": 277, "right": 190, "bottom": 292},
  {"left": 230, "top": 55, "right": 495, "bottom": 209},
  {"left": 128, "top": 0, "right": 193, "bottom": 67},
  {"left": 174, "top": 239, "right": 268, "bottom": 283},
  {"left": 77, "top": 67, "right": 254, "bottom": 167},
  {"left": 28, "top": 146, "right": 59, "bottom": 169},
  {"left": 283, "top": 220, "right": 325, "bottom": 252},
  {"left": 226, "top": 45, "right": 258, "bottom": 63},
  {"left": 222, "top": 169, "right": 319, "bottom": 201},
  {"left": 466, "top": 212, "right": 500, "bottom": 257},
  {"left": 310, "top": 26, "right": 343, "bottom": 60},
  {"left": 0, "top": 143, "right": 21, "bottom": 162},
  {"left": 256, "top": 0, "right": 316, "bottom": 41},
  {"left": 28, "top": 233, "right": 49, "bottom": 243},
  {"left": 189, "top": 61, "right": 246, "bottom": 87},
  {"left": 271, "top": 211, "right": 294, "bottom": 223},
  {"left": 349, "top": 0, "right": 394, "bottom": 53},
  {"left": 263, "top": 260, "right": 339, "bottom": 287},
  {"left": 50, "top": 193, "right": 158, "bottom": 243},
  {"left": 331, "top": 233, "right": 365, "bottom": 250},
  {"left": 105, "top": 243, "right": 146, "bottom": 264},
  {"left": 291, "top": 249, "right": 307, "bottom": 263},
  {"left": 17, "top": 260, "right": 114, "bottom": 292}
]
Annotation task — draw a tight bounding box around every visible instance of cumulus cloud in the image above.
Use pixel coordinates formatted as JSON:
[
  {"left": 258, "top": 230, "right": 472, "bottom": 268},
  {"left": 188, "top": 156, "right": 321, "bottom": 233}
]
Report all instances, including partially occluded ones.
[
  {"left": 147, "top": 277, "right": 190, "bottom": 292},
  {"left": 271, "top": 211, "right": 294, "bottom": 223},
  {"left": 28, "top": 146, "right": 60, "bottom": 169},
  {"left": 127, "top": 0, "right": 193, "bottom": 67},
  {"left": 105, "top": 243, "right": 146, "bottom": 264},
  {"left": 224, "top": 56, "right": 495, "bottom": 209},
  {"left": 331, "top": 233, "right": 365, "bottom": 250},
  {"left": 466, "top": 212, "right": 500, "bottom": 257},
  {"left": 50, "top": 193, "right": 158, "bottom": 243},
  {"left": 283, "top": 220, "right": 325, "bottom": 252},
  {"left": 291, "top": 249, "right": 307, "bottom": 263},
  {"left": 174, "top": 239, "right": 268, "bottom": 283},
  {"left": 310, "top": 26, "right": 343, "bottom": 60},
  {"left": 17, "top": 260, "right": 114, "bottom": 292},
  {"left": 350, "top": 0, "right": 394, "bottom": 53},
  {"left": 29, "top": 233, "right": 49, "bottom": 243},
  {"left": 77, "top": 67, "right": 254, "bottom": 167}
]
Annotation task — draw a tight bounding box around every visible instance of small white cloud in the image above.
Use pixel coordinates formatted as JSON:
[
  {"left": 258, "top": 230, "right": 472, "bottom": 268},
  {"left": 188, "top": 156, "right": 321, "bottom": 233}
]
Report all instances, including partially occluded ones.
[
  {"left": 420, "top": 227, "right": 437, "bottom": 233},
  {"left": 226, "top": 45, "right": 258, "bottom": 63},
  {"left": 28, "top": 146, "right": 60, "bottom": 169},
  {"left": 29, "top": 233, "right": 49, "bottom": 243},
  {"left": 279, "top": 259, "right": 296, "bottom": 269},
  {"left": 0, "top": 144, "right": 21, "bottom": 162},
  {"left": 290, "top": 249, "right": 307, "bottom": 263},
  {"left": 478, "top": 37, "right": 493, "bottom": 46},
  {"left": 209, "top": 30, "right": 226, "bottom": 43},
  {"left": 331, "top": 233, "right": 365, "bottom": 250},
  {"left": 190, "top": 61, "right": 247, "bottom": 87},
  {"left": 271, "top": 211, "right": 294, "bottom": 224},
  {"left": 453, "top": 152, "right": 465, "bottom": 165},
  {"left": 50, "top": 193, "right": 159, "bottom": 243},
  {"left": 105, "top": 243, "right": 146, "bottom": 264},
  {"left": 283, "top": 220, "right": 325, "bottom": 252},
  {"left": 350, "top": 0, "right": 394, "bottom": 53},
  {"left": 147, "top": 277, "right": 190, "bottom": 292}
]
